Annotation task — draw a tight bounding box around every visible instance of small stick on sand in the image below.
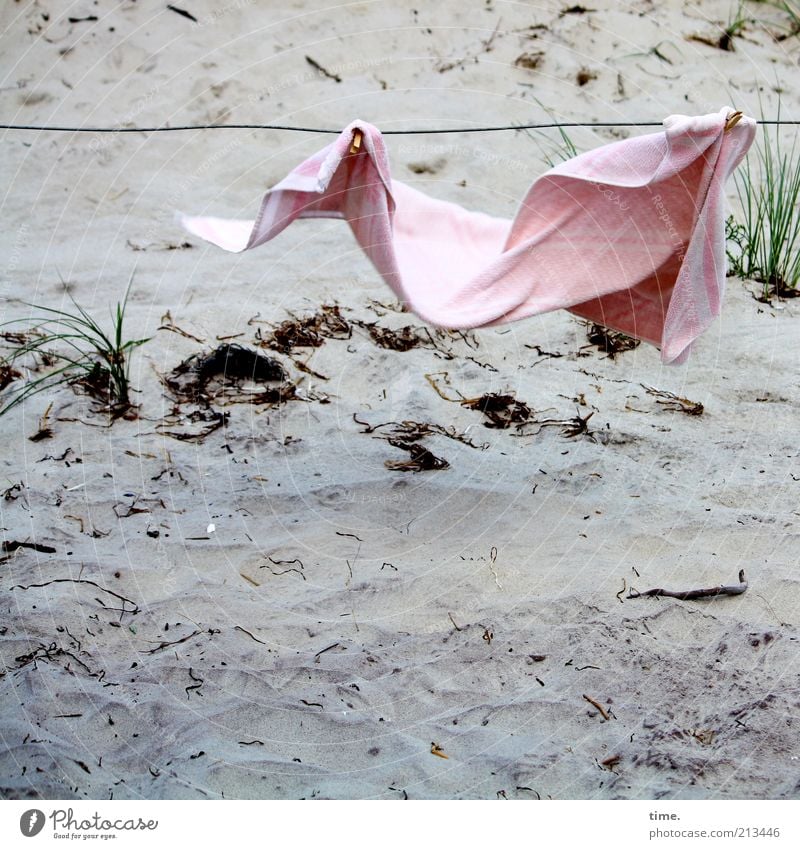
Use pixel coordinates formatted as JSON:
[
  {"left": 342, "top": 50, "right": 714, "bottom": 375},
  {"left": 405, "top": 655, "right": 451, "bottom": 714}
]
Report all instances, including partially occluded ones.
[
  {"left": 430, "top": 742, "right": 449, "bottom": 759},
  {"left": 448, "top": 613, "right": 463, "bottom": 631},
  {"left": 627, "top": 570, "right": 747, "bottom": 601},
  {"left": 583, "top": 694, "right": 611, "bottom": 721},
  {"left": 234, "top": 625, "right": 266, "bottom": 645},
  {"left": 10, "top": 578, "right": 138, "bottom": 614},
  {"left": 140, "top": 629, "right": 201, "bottom": 655},
  {"left": 314, "top": 642, "right": 340, "bottom": 663}
]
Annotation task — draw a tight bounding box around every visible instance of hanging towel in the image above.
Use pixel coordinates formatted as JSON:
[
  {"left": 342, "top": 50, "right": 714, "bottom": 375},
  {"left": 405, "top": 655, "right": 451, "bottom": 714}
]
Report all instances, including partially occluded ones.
[{"left": 182, "top": 107, "right": 755, "bottom": 364}]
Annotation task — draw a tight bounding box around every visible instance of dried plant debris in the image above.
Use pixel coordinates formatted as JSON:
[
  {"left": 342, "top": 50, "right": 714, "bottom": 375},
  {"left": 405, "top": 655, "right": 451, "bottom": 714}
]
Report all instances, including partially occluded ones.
[
  {"left": 560, "top": 4, "right": 595, "bottom": 15},
  {"left": 642, "top": 384, "right": 704, "bottom": 416},
  {"left": 515, "top": 51, "right": 545, "bottom": 70},
  {"left": 263, "top": 305, "right": 351, "bottom": 353},
  {"left": 72, "top": 362, "right": 119, "bottom": 406},
  {"left": 557, "top": 411, "right": 596, "bottom": 438},
  {"left": 363, "top": 323, "right": 424, "bottom": 352},
  {"left": 365, "top": 298, "right": 407, "bottom": 316},
  {"left": 0, "top": 360, "right": 21, "bottom": 391},
  {"left": 767, "top": 278, "right": 800, "bottom": 299},
  {"left": 586, "top": 323, "right": 641, "bottom": 358},
  {"left": 687, "top": 8, "right": 746, "bottom": 53},
  {"left": 29, "top": 402, "right": 54, "bottom": 441},
  {"left": 157, "top": 408, "right": 228, "bottom": 442},
  {"left": 461, "top": 393, "right": 533, "bottom": 428},
  {"left": 164, "top": 344, "right": 294, "bottom": 406},
  {"left": 354, "top": 415, "right": 487, "bottom": 449},
  {"left": 2, "top": 482, "right": 25, "bottom": 503},
  {"left": 353, "top": 320, "right": 481, "bottom": 361},
  {"left": 1, "top": 330, "right": 33, "bottom": 347},
  {"left": 628, "top": 570, "right": 748, "bottom": 601},
  {"left": 158, "top": 310, "right": 205, "bottom": 343},
  {"left": 514, "top": 410, "right": 597, "bottom": 441},
  {"left": 1, "top": 539, "right": 57, "bottom": 561},
  {"left": 385, "top": 442, "right": 450, "bottom": 472}
]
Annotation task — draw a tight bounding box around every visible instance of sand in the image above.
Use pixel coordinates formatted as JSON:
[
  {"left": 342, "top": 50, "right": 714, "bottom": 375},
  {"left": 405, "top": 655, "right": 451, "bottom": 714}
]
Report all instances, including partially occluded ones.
[{"left": 1, "top": 0, "right": 799, "bottom": 800}]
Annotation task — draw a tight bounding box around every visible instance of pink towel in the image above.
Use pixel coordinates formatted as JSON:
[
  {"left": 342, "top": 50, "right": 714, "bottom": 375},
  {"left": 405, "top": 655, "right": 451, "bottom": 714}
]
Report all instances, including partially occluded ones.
[{"left": 182, "top": 108, "right": 755, "bottom": 364}]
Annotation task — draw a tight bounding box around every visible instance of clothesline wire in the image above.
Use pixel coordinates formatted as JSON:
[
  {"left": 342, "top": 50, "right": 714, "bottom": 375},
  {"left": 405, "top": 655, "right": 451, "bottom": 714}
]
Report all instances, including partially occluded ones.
[{"left": 0, "top": 119, "right": 798, "bottom": 135}]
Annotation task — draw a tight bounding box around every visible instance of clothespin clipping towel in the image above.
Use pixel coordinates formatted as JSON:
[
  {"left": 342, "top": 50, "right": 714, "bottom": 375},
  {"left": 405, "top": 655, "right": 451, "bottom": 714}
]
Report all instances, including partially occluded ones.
[
  {"left": 182, "top": 107, "right": 756, "bottom": 364},
  {"left": 724, "top": 110, "right": 743, "bottom": 132},
  {"left": 349, "top": 129, "right": 363, "bottom": 154}
]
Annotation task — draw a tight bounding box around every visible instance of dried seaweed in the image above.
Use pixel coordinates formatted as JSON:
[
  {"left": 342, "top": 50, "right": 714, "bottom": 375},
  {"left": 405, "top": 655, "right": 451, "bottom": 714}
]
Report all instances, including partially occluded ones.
[
  {"left": 1, "top": 330, "right": 32, "bottom": 347},
  {"left": 385, "top": 442, "right": 450, "bottom": 472},
  {"left": 0, "top": 361, "right": 21, "bottom": 391},
  {"left": 424, "top": 371, "right": 463, "bottom": 401},
  {"left": 353, "top": 414, "right": 487, "bottom": 449},
  {"left": 164, "top": 344, "right": 295, "bottom": 406},
  {"left": 365, "top": 298, "right": 407, "bottom": 316},
  {"left": 515, "top": 411, "right": 597, "bottom": 440},
  {"left": 461, "top": 393, "right": 533, "bottom": 428},
  {"left": 559, "top": 411, "right": 596, "bottom": 438},
  {"left": 586, "top": 323, "right": 641, "bottom": 358},
  {"left": 264, "top": 305, "right": 351, "bottom": 353},
  {"left": 157, "top": 408, "right": 228, "bottom": 442},
  {"left": 642, "top": 384, "right": 704, "bottom": 416},
  {"left": 72, "top": 361, "right": 117, "bottom": 406},
  {"left": 158, "top": 310, "right": 205, "bottom": 343},
  {"left": 363, "top": 323, "right": 424, "bottom": 351}
]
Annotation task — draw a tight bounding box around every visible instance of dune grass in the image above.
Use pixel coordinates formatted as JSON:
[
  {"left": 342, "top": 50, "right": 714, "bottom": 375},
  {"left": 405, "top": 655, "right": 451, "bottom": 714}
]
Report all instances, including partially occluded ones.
[
  {"left": 0, "top": 271, "right": 150, "bottom": 418},
  {"left": 726, "top": 112, "right": 800, "bottom": 298},
  {"left": 752, "top": 0, "right": 800, "bottom": 39}
]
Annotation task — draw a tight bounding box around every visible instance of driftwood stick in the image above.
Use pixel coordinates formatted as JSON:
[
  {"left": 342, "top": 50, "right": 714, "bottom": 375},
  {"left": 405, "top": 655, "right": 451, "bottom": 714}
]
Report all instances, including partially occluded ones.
[{"left": 627, "top": 570, "right": 747, "bottom": 601}]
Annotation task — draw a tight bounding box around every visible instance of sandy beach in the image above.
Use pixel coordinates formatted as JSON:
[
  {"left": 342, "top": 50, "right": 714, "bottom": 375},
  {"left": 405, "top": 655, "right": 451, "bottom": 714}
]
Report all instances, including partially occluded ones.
[{"left": 1, "top": 0, "right": 800, "bottom": 800}]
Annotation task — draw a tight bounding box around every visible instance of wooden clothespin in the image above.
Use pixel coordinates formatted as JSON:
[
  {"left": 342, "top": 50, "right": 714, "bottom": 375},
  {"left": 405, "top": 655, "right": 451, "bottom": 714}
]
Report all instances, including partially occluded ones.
[
  {"left": 724, "top": 110, "right": 743, "bottom": 133},
  {"left": 349, "top": 128, "right": 363, "bottom": 154}
]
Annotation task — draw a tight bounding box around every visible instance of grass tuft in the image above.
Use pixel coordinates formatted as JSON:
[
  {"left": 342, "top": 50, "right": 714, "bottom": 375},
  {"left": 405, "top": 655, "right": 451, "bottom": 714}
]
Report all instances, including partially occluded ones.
[
  {"left": 0, "top": 270, "right": 150, "bottom": 418},
  {"left": 519, "top": 97, "right": 579, "bottom": 168},
  {"left": 752, "top": 0, "right": 800, "bottom": 40},
  {"left": 726, "top": 108, "right": 800, "bottom": 299}
]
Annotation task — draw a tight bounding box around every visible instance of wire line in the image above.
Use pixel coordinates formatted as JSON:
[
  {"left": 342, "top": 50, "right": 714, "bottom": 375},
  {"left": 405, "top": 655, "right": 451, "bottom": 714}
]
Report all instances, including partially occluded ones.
[{"left": 0, "top": 119, "right": 797, "bottom": 135}]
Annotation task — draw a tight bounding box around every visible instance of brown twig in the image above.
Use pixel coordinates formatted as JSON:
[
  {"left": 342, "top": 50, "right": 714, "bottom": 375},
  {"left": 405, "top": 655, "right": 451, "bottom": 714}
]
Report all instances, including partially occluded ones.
[
  {"left": 430, "top": 742, "right": 449, "bottom": 759},
  {"left": 234, "top": 625, "right": 266, "bottom": 645},
  {"left": 627, "top": 570, "right": 747, "bottom": 600},
  {"left": 158, "top": 310, "right": 205, "bottom": 343},
  {"left": 305, "top": 55, "right": 342, "bottom": 82},
  {"left": 314, "top": 642, "right": 340, "bottom": 663},
  {"left": 583, "top": 694, "right": 611, "bottom": 721}
]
